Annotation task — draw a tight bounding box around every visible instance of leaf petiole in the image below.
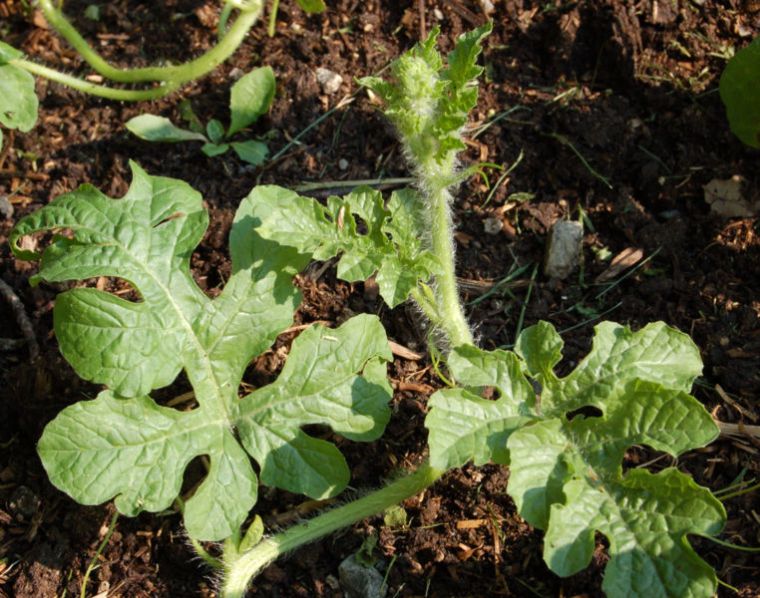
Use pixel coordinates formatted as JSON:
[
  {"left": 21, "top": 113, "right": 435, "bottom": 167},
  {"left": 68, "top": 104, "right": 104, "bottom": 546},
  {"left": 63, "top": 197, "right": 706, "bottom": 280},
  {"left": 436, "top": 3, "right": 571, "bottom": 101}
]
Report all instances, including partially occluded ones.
[{"left": 222, "top": 463, "right": 442, "bottom": 598}]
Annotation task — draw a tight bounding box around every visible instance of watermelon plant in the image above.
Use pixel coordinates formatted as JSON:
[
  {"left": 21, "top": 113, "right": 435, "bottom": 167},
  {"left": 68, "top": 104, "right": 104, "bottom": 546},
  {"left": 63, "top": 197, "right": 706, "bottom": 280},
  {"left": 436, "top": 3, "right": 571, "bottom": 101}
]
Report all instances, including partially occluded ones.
[
  {"left": 127, "top": 66, "right": 276, "bottom": 166},
  {"left": 0, "top": 0, "right": 323, "bottom": 149},
  {"left": 10, "top": 23, "right": 725, "bottom": 598}
]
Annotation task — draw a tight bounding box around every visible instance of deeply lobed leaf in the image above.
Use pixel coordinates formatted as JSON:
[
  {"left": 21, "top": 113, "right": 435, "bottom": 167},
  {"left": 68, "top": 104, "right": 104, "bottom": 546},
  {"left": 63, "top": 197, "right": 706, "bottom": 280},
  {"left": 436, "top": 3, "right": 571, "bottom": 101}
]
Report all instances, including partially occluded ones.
[
  {"left": 424, "top": 320, "right": 724, "bottom": 597},
  {"left": 12, "top": 164, "right": 394, "bottom": 540},
  {"left": 249, "top": 184, "right": 441, "bottom": 307},
  {"left": 427, "top": 345, "right": 534, "bottom": 469}
]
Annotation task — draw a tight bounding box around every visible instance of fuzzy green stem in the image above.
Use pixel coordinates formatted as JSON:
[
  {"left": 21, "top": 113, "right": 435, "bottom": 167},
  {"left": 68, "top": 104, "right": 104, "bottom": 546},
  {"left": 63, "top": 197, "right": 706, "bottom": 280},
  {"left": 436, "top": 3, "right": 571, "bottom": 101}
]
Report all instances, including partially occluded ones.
[
  {"left": 423, "top": 173, "right": 473, "bottom": 348},
  {"left": 221, "top": 463, "right": 442, "bottom": 598},
  {"left": 36, "top": 0, "right": 263, "bottom": 85},
  {"left": 11, "top": 58, "right": 179, "bottom": 100}
]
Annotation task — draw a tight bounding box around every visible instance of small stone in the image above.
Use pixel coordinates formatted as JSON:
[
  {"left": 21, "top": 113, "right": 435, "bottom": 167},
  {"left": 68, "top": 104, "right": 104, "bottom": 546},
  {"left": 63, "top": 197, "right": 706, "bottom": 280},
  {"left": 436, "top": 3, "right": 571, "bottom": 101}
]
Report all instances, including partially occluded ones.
[
  {"left": 0, "top": 196, "right": 13, "bottom": 220},
  {"left": 704, "top": 175, "right": 760, "bottom": 218},
  {"left": 483, "top": 217, "right": 502, "bottom": 235},
  {"left": 480, "top": 0, "right": 495, "bottom": 15},
  {"left": 544, "top": 220, "right": 583, "bottom": 280},
  {"left": 339, "top": 158, "right": 349, "bottom": 171},
  {"left": 339, "top": 554, "right": 387, "bottom": 598},
  {"left": 316, "top": 67, "right": 344, "bottom": 95},
  {"left": 738, "top": 23, "right": 754, "bottom": 37},
  {"left": 434, "top": 8, "right": 444, "bottom": 19}
]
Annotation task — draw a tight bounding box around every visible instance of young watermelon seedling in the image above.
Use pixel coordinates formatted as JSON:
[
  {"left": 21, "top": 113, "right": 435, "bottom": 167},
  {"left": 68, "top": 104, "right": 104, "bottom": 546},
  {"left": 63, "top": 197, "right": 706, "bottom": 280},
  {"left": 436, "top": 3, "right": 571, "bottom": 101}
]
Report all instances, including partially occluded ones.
[{"left": 10, "top": 23, "right": 726, "bottom": 598}]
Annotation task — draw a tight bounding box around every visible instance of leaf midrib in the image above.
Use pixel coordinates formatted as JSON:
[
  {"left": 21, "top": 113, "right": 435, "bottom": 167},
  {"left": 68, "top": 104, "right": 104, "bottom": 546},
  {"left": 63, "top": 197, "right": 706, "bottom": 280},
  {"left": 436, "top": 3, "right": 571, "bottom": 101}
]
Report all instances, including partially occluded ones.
[{"left": 57, "top": 211, "right": 233, "bottom": 425}]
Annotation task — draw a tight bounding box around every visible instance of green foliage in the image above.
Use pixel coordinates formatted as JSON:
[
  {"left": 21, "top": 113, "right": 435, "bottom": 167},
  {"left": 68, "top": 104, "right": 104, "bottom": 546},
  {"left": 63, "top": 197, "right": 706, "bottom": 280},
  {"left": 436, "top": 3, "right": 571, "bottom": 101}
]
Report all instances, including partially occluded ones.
[
  {"left": 11, "top": 163, "right": 393, "bottom": 541},
  {"left": 359, "top": 23, "right": 492, "bottom": 177},
  {"left": 8, "top": 21, "right": 727, "bottom": 598},
  {"left": 124, "top": 115, "right": 208, "bottom": 143},
  {"left": 83, "top": 4, "right": 101, "bottom": 21},
  {"left": 127, "top": 66, "right": 276, "bottom": 166},
  {"left": 0, "top": 42, "right": 39, "bottom": 150},
  {"left": 228, "top": 66, "right": 276, "bottom": 136},
  {"left": 425, "top": 320, "right": 724, "bottom": 597},
  {"left": 720, "top": 36, "right": 760, "bottom": 148},
  {"left": 295, "top": 0, "right": 326, "bottom": 13},
  {"left": 250, "top": 185, "right": 441, "bottom": 307}
]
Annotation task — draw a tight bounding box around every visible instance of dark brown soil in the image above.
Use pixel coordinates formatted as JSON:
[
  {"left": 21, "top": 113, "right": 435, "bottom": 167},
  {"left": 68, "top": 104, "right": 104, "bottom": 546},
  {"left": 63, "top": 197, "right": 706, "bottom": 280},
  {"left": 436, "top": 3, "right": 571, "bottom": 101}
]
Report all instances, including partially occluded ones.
[{"left": 1, "top": 1, "right": 759, "bottom": 596}]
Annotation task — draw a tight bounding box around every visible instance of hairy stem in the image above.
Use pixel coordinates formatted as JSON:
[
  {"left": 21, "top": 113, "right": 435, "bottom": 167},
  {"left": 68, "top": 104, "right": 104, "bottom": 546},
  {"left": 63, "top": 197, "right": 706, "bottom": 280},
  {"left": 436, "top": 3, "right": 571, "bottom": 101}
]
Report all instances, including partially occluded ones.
[
  {"left": 221, "top": 463, "right": 442, "bottom": 598},
  {"left": 11, "top": 58, "right": 178, "bottom": 100},
  {"left": 36, "top": 0, "right": 263, "bottom": 85},
  {"left": 426, "top": 179, "right": 473, "bottom": 347}
]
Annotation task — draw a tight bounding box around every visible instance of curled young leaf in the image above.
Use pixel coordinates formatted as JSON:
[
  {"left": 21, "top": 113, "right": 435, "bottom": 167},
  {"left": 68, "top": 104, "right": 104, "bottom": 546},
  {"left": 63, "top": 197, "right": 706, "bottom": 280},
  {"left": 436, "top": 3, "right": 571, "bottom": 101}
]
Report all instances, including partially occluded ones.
[{"left": 358, "top": 22, "right": 492, "bottom": 170}]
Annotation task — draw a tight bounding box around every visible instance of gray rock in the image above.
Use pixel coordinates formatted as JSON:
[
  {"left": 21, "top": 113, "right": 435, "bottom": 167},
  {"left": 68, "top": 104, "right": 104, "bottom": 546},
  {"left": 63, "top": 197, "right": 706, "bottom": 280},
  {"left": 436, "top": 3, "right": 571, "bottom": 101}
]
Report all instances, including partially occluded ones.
[
  {"left": 0, "top": 195, "right": 13, "bottom": 220},
  {"left": 544, "top": 220, "right": 583, "bottom": 279},
  {"left": 339, "top": 554, "right": 388, "bottom": 598},
  {"left": 316, "top": 67, "right": 344, "bottom": 95}
]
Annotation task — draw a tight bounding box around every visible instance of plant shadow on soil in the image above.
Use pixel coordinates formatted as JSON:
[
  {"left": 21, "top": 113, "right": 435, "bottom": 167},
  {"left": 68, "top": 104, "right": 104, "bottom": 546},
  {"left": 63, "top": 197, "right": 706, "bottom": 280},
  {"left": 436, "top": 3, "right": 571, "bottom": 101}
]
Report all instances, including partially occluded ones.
[{"left": 0, "top": 1, "right": 758, "bottom": 596}]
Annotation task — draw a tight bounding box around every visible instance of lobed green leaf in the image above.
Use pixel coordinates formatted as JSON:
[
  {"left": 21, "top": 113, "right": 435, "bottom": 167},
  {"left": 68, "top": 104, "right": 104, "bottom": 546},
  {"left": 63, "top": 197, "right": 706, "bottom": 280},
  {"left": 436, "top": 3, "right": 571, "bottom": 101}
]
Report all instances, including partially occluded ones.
[
  {"left": 249, "top": 185, "right": 441, "bottom": 307},
  {"left": 424, "top": 320, "right": 723, "bottom": 597},
  {"left": 545, "top": 469, "right": 724, "bottom": 598},
  {"left": 237, "top": 316, "right": 392, "bottom": 498},
  {"left": 427, "top": 345, "right": 534, "bottom": 470},
  {"left": 12, "top": 164, "right": 393, "bottom": 541}
]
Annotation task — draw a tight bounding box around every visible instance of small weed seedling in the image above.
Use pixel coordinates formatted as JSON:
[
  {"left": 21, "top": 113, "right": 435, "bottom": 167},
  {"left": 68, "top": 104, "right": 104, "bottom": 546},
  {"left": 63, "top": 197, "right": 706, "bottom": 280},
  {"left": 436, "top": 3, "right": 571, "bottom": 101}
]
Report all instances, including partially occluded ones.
[
  {"left": 127, "top": 66, "right": 275, "bottom": 167},
  {"left": 0, "top": 0, "right": 323, "bottom": 149},
  {"left": 11, "top": 24, "right": 726, "bottom": 598}
]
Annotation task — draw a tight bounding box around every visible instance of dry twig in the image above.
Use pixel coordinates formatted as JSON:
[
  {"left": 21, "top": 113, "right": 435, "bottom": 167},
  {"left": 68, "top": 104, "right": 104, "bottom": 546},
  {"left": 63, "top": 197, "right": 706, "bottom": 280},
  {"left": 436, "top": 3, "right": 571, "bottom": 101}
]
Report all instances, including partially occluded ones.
[{"left": 0, "top": 277, "right": 39, "bottom": 360}]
